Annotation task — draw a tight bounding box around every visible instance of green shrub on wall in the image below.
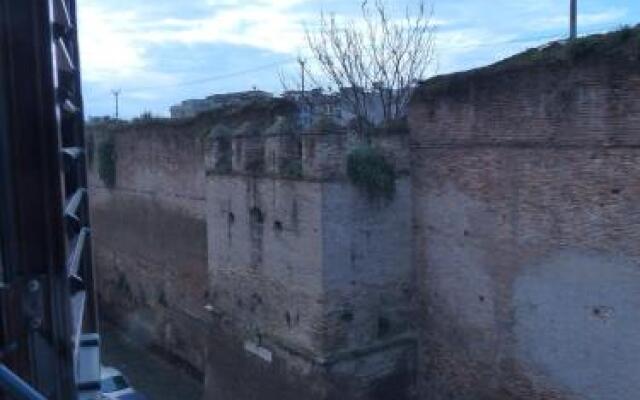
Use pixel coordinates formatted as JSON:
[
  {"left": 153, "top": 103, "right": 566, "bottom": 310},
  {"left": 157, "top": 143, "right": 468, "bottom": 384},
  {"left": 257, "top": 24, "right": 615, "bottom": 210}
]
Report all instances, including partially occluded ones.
[
  {"left": 280, "top": 158, "right": 303, "bottom": 179},
  {"left": 98, "top": 134, "right": 116, "bottom": 188},
  {"left": 347, "top": 146, "right": 396, "bottom": 200}
]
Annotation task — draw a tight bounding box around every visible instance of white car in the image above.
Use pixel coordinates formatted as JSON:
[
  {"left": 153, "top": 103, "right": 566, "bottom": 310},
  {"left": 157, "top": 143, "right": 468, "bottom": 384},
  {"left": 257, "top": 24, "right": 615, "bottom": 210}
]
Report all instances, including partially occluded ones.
[
  {"left": 99, "top": 366, "right": 147, "bottom": 400},
  {"left": 77, "top": 334, "right": 101, "bottom": 400}
]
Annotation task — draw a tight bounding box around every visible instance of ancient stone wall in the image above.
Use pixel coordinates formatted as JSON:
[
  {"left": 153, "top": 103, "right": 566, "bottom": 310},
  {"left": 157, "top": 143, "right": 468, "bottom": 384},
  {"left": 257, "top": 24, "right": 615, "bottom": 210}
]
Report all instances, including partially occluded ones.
[
  {"left": 204, "top": 125, "right": 416, "bottom": 400},
  {"left": 87, "top": 120, "right": 209, "bottom": 374},
  {"left": 87, "top": 30, "right": 640, "bottom": 399},
  {"left": 86, "top": 98, "right": 415, "bottom": 398},
  {"left": 410, "top": 40, "right": 640, "bottom": 400}
]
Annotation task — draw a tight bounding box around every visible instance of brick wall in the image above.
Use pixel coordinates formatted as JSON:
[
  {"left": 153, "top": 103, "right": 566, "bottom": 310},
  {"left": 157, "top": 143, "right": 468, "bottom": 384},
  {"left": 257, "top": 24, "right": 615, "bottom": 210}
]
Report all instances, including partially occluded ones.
[
  {"left": 204, "top": 128, "right": 416, "bottom": 400},
  {"left": 410, "top": 49, "right": 640, "bottom": 399},
  {"left": 87, "top": 101, "right": 416, "bottom": 399},
  {"left": 87, "top": 121, "right": 209, "bottom": 374}
]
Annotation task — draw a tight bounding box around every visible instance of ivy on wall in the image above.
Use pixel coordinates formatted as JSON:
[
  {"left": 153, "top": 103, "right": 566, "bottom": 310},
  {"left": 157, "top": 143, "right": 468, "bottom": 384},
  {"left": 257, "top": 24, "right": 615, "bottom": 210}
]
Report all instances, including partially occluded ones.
[
  {"left": 347, "top": 145, "right": 396, "bottom": 200},
  {"left": 98, "top": 133, "right": 116, "bottom": 188},
  {"left": 86, "top": 132, "right": 95, "bottom": 168}
]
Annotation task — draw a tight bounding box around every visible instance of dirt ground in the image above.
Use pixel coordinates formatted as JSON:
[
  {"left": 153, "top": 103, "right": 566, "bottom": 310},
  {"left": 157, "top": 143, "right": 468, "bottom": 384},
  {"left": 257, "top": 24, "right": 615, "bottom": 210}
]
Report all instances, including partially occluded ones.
[{"left": 101, "top": 322, "right": 204, "bottom": 400}]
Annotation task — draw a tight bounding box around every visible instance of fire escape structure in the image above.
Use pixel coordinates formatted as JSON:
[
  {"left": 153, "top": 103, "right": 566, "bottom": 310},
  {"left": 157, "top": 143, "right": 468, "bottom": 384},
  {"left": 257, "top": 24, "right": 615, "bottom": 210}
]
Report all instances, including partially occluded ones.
[{"left": 0, "top": 1, "right": 99, "bottom": 399}]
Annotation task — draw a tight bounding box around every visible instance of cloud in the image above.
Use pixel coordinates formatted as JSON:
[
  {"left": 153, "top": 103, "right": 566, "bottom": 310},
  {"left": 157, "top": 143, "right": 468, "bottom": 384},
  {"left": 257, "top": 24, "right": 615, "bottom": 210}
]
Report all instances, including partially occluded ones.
[
  {"left": 78, "top": 5, "right": 146, "bottom": 83},
  {"left": 429, "top": 2, "right": 629, "bottom": 75},
  {"left": 135, "top": 4, "right": 310, "bottom": 54},
  {"left": 78, "top": 0, "right": 314, "bottom": 89},
  {"left": 81, "top": 0, "right": 311, "bottom": 55},
  {"left": 78, "top": 0, "right": 633, "bottom": 117}
]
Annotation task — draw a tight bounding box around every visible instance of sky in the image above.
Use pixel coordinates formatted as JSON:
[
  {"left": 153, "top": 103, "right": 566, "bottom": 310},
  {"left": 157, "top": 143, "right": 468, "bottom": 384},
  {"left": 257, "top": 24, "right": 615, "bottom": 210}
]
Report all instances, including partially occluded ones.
[{"left": 77, "top": 0, "right": 640, "bottom": 119}]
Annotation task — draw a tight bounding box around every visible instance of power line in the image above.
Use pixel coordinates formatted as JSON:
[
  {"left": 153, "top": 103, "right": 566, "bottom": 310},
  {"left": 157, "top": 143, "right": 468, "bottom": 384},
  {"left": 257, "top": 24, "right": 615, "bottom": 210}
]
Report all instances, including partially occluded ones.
[
  {"left": 109, "top": 33, "right": 562, "bottom": 95},
  {"left": 82, "top": 23, "right": 625, "bottom": 114},
  {"left": 442, "top": 22, "right": 626, "bottom": 51},
  {"left": 123, "top": 58, "right": 297, "bottom": 92},
  {"left": 443, "top": 32, "right": 562, "bottom": 50},
  {"left": 91, "top": 21, "right": 623, "bottom": 96}
]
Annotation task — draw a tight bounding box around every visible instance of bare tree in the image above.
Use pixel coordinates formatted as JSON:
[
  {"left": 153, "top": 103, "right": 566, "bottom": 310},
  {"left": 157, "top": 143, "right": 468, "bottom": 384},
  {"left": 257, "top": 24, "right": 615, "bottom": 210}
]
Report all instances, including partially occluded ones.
[{"left": 302, "top": 0, "right": 436, "bottom": 134}]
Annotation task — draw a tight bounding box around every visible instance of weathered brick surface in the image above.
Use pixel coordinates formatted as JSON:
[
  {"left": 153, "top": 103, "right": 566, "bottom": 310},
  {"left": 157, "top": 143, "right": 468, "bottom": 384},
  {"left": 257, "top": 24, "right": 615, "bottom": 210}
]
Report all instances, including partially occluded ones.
[
  {"left": 87, "top": 123, "right": 209, "bottom": 373},
  {"left": 205, "top": 130, "right": 416, "bottom": 400},
  {"left": 410, "top": 54, "right": 640, "bottom": 399},
  {"left": 413, "top": 61, "right": 640, "bottom": 148},
  {"left": 207, "top": 176, "right": 325, "bottom": 352},
  {"left": 88, "top": 108, "right": 416, "bottom": 398},
  {"left": 87, "top": 103, "right": 297, "bottom": 376}
]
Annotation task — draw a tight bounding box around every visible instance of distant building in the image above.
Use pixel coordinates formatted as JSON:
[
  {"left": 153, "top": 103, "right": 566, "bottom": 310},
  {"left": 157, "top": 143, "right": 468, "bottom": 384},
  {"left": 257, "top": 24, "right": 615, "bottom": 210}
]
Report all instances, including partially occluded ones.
[
  {"left": 282, "top": 87, "right": 387, "bottom": 129},
  {"left": 171, "top": 87, "right": 394, "bottom": 128},
  {"left": 282, "top": 88, "right": 340, "bottom": 127},
  {"left": 170, "top": 90, "right": 274, "bottom": 119}
]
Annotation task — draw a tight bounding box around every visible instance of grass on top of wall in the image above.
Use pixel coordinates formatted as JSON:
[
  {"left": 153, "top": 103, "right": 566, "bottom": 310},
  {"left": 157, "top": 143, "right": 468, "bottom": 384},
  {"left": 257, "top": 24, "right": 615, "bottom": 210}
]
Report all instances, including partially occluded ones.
[{"left": 416, "top": 25, "right": 640, "bottom": 101}]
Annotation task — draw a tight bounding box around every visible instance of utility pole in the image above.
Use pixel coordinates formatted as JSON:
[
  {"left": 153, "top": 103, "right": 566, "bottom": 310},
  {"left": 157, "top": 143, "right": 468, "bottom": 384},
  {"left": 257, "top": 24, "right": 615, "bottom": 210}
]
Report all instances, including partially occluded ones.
[
  {"left": 298, "top": 58, "right": 306, "bottom": 96},
  {"left": 111, "top": 89, "right": 121, "bottom": 119},
  {"left": 570, "top": 0, "right": 577, "bottom": 40}
]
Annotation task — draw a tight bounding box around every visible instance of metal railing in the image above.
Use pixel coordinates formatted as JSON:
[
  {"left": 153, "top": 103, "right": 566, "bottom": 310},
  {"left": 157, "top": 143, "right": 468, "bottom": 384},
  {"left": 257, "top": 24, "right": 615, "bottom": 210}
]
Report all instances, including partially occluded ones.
[{"left": 0, "top": 365, "right": 46, "bottom": 400}]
